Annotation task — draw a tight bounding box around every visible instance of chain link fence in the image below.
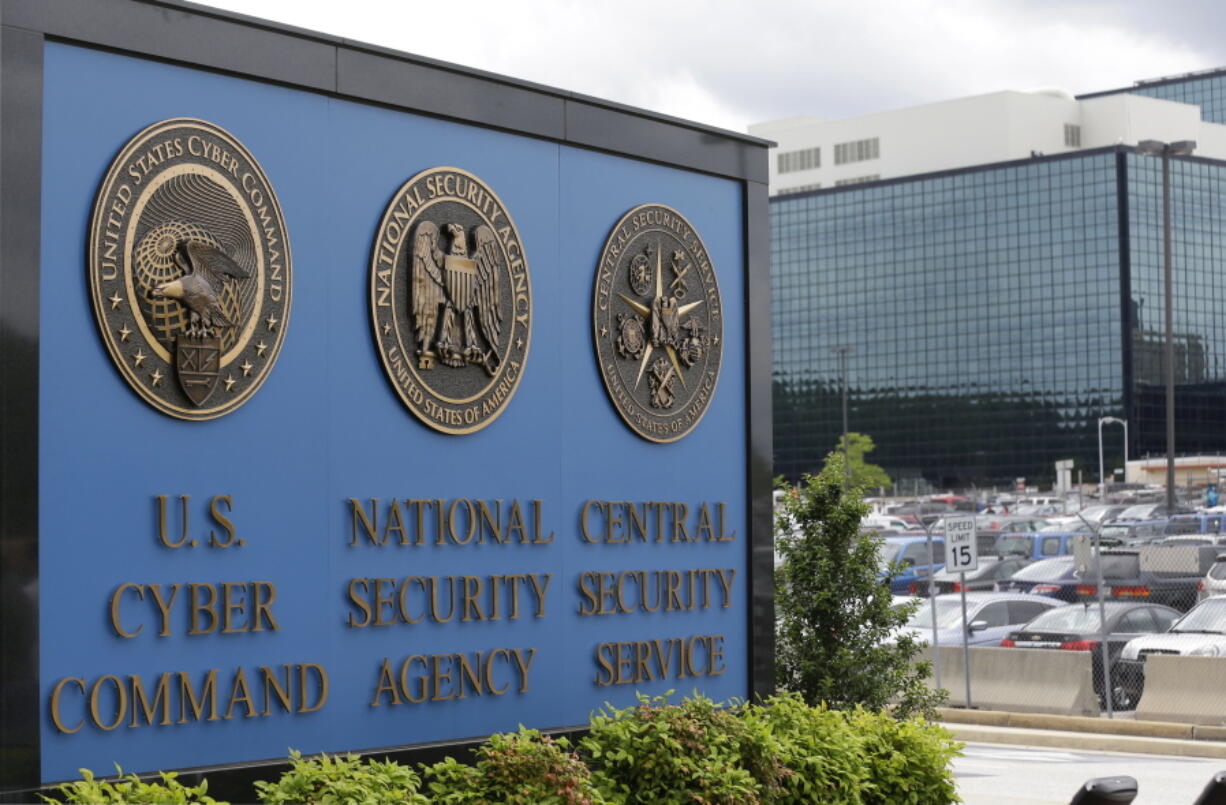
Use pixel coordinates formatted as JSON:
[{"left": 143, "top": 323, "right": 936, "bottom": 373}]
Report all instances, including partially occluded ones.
[{"left": 906, "top": 533, "right": 1226, "bottom": 722}]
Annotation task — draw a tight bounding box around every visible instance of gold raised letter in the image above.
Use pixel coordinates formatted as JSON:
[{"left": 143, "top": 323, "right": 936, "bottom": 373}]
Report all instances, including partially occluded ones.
[
  {"left": 109, "top": 583, "right": 145, "bottom": 638},
  {"left": 50, "top": 677, "right": 86, "bottom": 734},
  {"left": 156, "top": 494, "right": 190, "bottom": 548}
]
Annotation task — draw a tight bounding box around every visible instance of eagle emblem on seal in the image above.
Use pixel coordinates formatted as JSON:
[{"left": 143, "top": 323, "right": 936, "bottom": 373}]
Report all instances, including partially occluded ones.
[
  {"left": 411, "top": 221, "right": 502, "bottom": 376},
  {"left": 369, "top": 167, "right": 531, "bottom": 435}
]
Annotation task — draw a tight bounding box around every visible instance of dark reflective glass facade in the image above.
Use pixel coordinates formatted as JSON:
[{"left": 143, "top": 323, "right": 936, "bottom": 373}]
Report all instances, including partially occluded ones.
[
  {"left": 1128, "top": 74, "right": 1226, "bottom": 126},
  {"left": 1126, "top": 154, "right": 1226, "bottom": 460},
  {"left": 772, "top": 147, "right": 1226, "bottom": 489},
  {"left": 1080, "top": 72, "right": 1226, "bottom": 126}
]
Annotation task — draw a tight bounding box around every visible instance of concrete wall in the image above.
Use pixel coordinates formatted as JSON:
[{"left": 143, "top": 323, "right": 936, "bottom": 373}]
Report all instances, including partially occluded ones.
[
  {"left": 921, "top": 646, "right": 1100, "bottom": 716},
  {"left": 1136, "top": 655, "right": 1226, "bottom": 725}
]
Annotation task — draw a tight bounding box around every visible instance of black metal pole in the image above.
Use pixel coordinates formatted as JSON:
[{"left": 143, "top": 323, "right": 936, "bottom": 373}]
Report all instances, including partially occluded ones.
[
  {"left": 1163, "top": 149, "right": 1176, "bottom": 513},
  {"left": 832, "top": 346, "right": 852, "bottom": 489}
]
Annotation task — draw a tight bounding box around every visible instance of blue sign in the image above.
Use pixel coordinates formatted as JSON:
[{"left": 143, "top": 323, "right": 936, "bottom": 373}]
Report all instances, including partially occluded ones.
[{"left": 35, "top": 40, "right": 749, "bottom": 783}]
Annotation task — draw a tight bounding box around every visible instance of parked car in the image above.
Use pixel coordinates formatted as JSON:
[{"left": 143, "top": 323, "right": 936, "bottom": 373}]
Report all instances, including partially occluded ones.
[
  {"left": 1098, "top": 519, "right": 1168, "bottom": 546},
  {"left": 1159, "top": 535, "right": 1226, "bottom": 547},
  {"left": 1076, "top": 505, "right": 1129, "bottom": 527},
  {"left": 927, "top": 494, "right": 978, "bottom": 512},
  {"left": 1076, "top": 547, "right": 1216, "bottom": 613},
  {"left": 1115, "top": 503, "right": 1194, "bottom": 521},
  {"left": 1000, "top": 601, "right": 1181, "bottom": 709},
  {"left": 975, "top": 515, "right": 1050, "bottom": 535},
  {"left": 994, "top": 531, "right": 1078, "bottom": 561},
  {"left": 1115, "top": 597, "right": 1226, "bottom": 707},
  {"left": 1164, "top": 513, "right": 1226, "bottom": 536},
  {"left": 890, "top": 502, "right": 955, "bottom": 527},
  {"left": 862, "top": 515, "right": 913, "bottom": 534},
  {"left": 996, "top": 555, "right": 1082, "bottom": 601},
  {"left": 880, "top": 535, "right": 944, "bottom": 594},
  {"left": 1198, "top": 554, "right": 1226, "bottom": 602},
  {"left": 926, "top": 556, "right": 1031, "bottom": 596},
  {"left": 894, "top": 591, "right": 1065, "bottom": 647}
]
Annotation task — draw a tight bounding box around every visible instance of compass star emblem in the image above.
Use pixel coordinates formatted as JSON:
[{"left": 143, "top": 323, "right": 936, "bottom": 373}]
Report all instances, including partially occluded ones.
[
  {"left": 614, "top": 243, "right": 704, "bottom": 396},
  {"left": 592, "top": 204, "right": 723, "bottom": 442}
]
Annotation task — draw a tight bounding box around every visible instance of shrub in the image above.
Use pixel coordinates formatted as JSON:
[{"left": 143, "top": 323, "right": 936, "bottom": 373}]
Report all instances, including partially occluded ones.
[
  {"left": 253, "top": 750, "right": 427, "bottom": 805},
  {"left": 774, "top": 457, "right": 945, "bottom": 718},
  {"left": 845, "top": 708, "right": 962, "bottom": 805},
  {"left": 42, "top": 766, "right": 225, "bottom": 805},
  {"left": 747, "top": 692, "right": 867, "bottom": 805},
  {"left": 423, "top": 727, "right": 605, "bottom": 805},
  {"left": 580, "top": 693, "right": 785, "bottom": 805}
]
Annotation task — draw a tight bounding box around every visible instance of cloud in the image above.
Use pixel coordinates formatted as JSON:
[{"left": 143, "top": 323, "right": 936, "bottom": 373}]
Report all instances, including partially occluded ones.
[{"left": 196, "top": 0, "right": 1220, "bottom": 132}]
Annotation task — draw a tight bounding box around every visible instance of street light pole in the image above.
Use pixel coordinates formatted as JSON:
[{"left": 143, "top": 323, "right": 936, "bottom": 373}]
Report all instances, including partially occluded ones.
[
  {"left": 1137, "top": 139, "right": 1196, "bottom": 512},
  {"left": 1098, "top": 416, "right": 1127, "bottom": 502},
  {"left": 832, "top": 346, "right": 854, "bottom": 488}
]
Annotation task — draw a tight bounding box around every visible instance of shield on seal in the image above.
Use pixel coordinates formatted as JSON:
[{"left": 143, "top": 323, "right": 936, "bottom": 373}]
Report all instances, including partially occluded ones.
[{"left": 175, "top": 335, "right": 222, "bottom": 406}]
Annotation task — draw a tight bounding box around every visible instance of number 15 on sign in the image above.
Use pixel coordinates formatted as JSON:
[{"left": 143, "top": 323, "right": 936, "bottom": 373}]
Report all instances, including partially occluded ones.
[{"left": 943, "top": 515, "right": 978, "bottom": 573}]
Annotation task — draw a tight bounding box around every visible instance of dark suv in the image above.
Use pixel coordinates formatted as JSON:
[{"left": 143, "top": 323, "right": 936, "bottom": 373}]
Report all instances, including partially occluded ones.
[{"left": 1075, "top": 547, "right": 1214, "bottom": 613}]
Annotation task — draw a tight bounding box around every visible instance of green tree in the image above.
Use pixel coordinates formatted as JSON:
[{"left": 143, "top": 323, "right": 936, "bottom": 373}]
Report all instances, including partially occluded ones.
[
  {"left": 824, "top": 432, "right": 891, "bottom": 491},
  {"left": 774, "top": 455, "right": 943, "bottom": 718}
]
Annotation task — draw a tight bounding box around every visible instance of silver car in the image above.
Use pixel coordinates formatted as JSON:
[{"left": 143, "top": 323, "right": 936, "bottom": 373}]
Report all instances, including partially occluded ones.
[{"left": 895, "top": 591, "right": 1065, "bottom": 647}]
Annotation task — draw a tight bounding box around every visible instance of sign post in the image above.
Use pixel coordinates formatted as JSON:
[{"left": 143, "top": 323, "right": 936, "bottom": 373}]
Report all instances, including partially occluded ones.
[
  {"left": 920, "top": 518, "right": 941, "bottom": 692},
  {"left": 944, "top": 515, "right": 978, "bottom": 708}
]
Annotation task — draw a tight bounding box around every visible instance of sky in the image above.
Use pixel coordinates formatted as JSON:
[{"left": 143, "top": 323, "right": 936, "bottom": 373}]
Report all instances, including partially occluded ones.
[{"left": 195, "top": 0, "right": 1225, "bottom": 134}]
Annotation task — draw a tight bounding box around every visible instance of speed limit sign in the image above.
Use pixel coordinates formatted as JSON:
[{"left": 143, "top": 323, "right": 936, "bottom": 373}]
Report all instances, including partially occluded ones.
[{"left": 944, "top": 515, "right": 978, "bottom": 572}]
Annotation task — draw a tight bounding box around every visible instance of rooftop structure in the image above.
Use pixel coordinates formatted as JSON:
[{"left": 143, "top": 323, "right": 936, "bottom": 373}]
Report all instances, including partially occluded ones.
[{"left": 752, "top": 87, "right": 1226, "bottom": 196}]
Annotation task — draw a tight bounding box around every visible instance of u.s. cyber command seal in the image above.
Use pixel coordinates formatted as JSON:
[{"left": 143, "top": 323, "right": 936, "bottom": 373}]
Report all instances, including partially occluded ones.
[
  {"left": 370, "top": 167, "right": 531, "bottom": 434},
  {"left": 593, "top": 204, "right": 722, "bottom": 443},
  {"left": 88, "top": 118, "right": 291, "bottom": 420}
]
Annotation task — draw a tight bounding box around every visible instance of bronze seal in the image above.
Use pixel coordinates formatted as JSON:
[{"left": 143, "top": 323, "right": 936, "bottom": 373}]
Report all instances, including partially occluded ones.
[
  {"left": 370, "top": 167, "right": 531, "bottom": 434},
  {"left": 88, "top": 118, "right": 291, "bottom": 420},
  {"left": 593, "top": 204, "right": 723, "bottom": 442}
]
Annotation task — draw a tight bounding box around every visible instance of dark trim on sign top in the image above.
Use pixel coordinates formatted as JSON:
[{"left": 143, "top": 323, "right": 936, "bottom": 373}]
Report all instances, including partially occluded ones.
[{"left": 0, "top": 20, "right": 44, "bottom": 795}]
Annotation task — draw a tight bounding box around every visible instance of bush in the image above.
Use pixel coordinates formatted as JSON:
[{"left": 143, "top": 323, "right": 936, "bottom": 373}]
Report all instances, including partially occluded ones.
[
  {"left": 253, "top": 750, "right": 427, "bottom": 805},
  {"left": 747, "top": 693, "right": 867, "bottom": 805},
  {"left": 50, "top": 695, "right": 961, "bottom": 805},
  {"left": 774, "top": 457, "right": 944, "bottom": 718},
  {"left": 580, "top": 693, "right": 785, "bottom": 805},
  {"left": 42, "top": 766, "right": 225, "bottom": 805},
  {"left": 845, "top": 708, "right": 962, "bottom": 805},
  {"left": 423, "top": 727, "right": 605, "bottom": 805}
]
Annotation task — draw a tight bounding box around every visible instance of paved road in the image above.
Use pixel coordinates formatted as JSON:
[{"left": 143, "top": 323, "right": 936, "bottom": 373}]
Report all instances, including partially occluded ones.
[{"left": 954, "top": 742, "right": 1225, "bottom": 804}]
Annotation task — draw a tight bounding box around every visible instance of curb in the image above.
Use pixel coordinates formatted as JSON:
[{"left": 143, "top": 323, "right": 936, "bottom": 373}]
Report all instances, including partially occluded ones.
[
  {"left": 937, "top": 707, "right": 1226, "bottom": 742},
  {"left": 945, "top": 723, "right": 1226, "bottom": 759}
]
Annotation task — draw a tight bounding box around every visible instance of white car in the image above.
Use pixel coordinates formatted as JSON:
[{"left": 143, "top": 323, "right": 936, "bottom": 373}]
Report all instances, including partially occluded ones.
[
  {"left": 1116, "top": 597, "right": 1226, "bottom": 704},
  {"left": 863, "top": 515, "right": 912, "bottom": 534},
  {"left": 1198, "top": 554, "right": 1226, "bottom": 602}
]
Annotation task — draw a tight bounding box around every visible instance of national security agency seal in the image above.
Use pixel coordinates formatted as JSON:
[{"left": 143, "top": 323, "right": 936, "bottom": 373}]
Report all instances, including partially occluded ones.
[
  {"left": 593, "top": 204, "right": 723, "bottom": 443},
  {"left": 370, "top": 167, "right": 531, "bottom": 434},
  {"left": 88, "top": 118, "right": 291, "bottom": 420}
]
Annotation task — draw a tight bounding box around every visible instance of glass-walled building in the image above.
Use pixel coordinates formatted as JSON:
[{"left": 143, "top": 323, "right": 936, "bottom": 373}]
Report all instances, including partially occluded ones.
[
  {"left": 1080, "top": 69, "right": 1226, "bottom": 126},
  {"left": 772, "top": 146, "right": 1226, "bottom": 489}
]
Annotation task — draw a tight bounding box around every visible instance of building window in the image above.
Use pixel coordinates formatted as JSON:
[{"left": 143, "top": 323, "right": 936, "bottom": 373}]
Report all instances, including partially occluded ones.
[
  {"left": 775, "top": 183, "right": 822, "bottom": 196},
  {"left": 833, "top": 137, "right": 880, "bottom": 165},
  {"left": 1064, "top": 123, "right": 1081, "bottom": 148},
  {"left": 834, "top": 175, "right": 879, "bottom": 186},
  {"left": 777, "top": 147, "right": 820, "bottom": 174}
]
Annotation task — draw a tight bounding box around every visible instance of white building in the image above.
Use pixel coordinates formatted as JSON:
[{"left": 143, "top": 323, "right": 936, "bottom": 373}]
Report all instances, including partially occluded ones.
[{"left": 750, "top": 88, "right": 1226, "bottom": 196}]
